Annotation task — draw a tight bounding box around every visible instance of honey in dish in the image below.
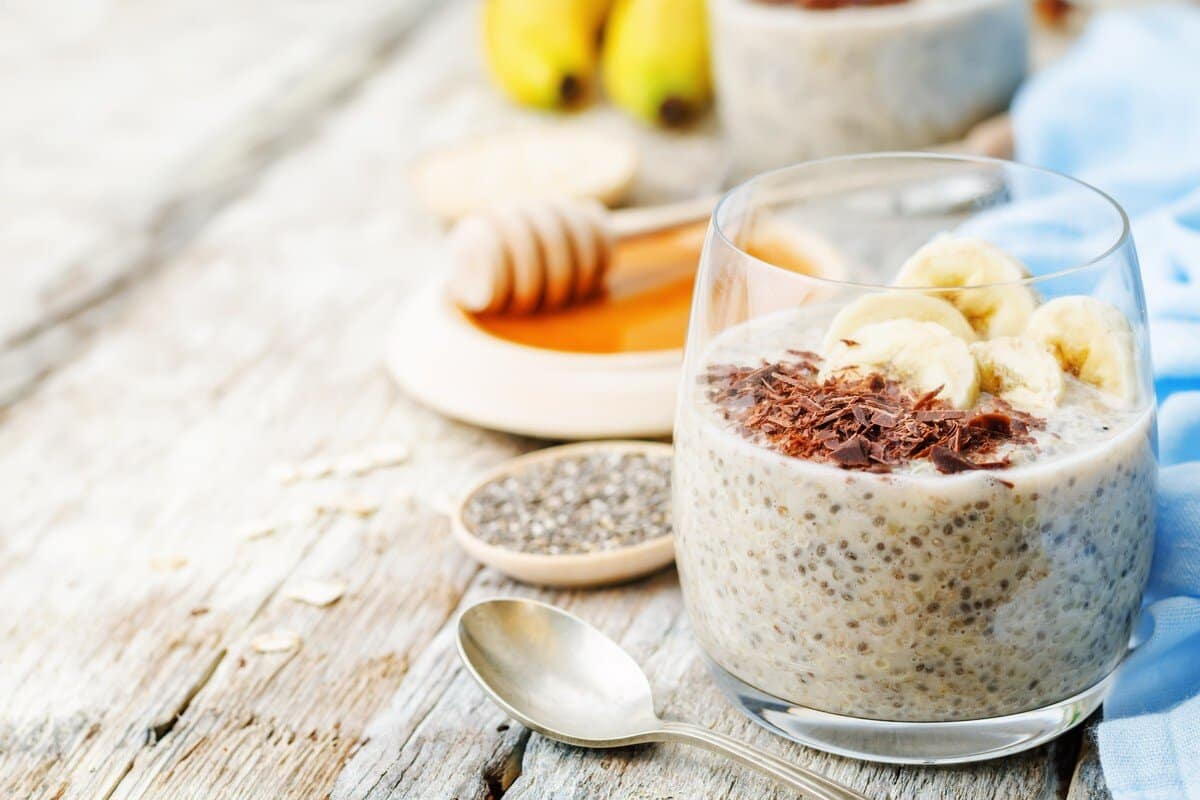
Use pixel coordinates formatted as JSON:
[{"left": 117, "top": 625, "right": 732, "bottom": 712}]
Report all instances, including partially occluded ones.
[{"left": 469, "top": 221, "right": 820, "bottom": 354}]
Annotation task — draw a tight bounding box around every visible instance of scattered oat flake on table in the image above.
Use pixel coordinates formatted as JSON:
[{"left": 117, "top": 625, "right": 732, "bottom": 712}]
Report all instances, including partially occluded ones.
[
  {"left": 269, "top": 463, "right": 301, "bottom": 484},
  {"left": 366, "top": 441, "right": 410, "bottom": 468},
  {"left": 150, "top": 556, "right": 189, "bottom": 571},
  {"left": 251, "top": 630, "right": 302, "bottom": 653},
  {"left": 283, "top": 578, "right": 347, "bottom": 607},
  {"left": 314, "top": 496, "right": 379, "bottom": 517},
  {"left": 273, "top": 442, "right": 411, "bottom": 484},
  {"left": 288, "top": 506, "right": 319, "bottom": 526},
  {"left": 296, "top": 460, "right": 337, "bottom": 480},
  {"left": 335, "top": 455, "right": 375, "bottom": 476},
  {"left": 342, "top": 497, "right": 379, "bottom": 517},
  {"left": 430, "top": 490, "right": 454, "bottom": 516},
  {"left": 241, "top": 521, "right": 276, "bottom": 540},
  {"left": 272, "top": 459, "right": 335, "bottom": 484}
]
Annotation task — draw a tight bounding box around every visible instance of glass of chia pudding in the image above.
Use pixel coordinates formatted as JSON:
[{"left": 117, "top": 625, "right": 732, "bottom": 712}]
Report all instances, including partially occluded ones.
[{"left": 674, "top": 154, "right": 1156, "bottom": 763}]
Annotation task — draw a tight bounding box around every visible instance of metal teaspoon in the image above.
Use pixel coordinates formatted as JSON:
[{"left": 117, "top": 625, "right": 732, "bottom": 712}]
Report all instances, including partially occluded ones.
[{"left": 456, "top": 598, "right": 870, "bottom": 800}]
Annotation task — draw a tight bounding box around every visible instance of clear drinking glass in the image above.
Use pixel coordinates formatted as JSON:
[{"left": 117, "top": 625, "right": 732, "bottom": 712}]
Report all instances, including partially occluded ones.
[{"left": 673, "top": 154, "right": 1157, "bottom": 764}]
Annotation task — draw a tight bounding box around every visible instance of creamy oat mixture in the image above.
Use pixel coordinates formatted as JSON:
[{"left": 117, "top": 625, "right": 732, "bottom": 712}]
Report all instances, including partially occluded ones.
[{"left": 674, "top": 308, "right": 1156, "bottom": 721}]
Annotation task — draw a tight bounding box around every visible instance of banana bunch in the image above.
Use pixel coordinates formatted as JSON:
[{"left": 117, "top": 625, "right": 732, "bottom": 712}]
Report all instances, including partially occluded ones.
[
  {"left": 821, "top": 235, "right": 1139, "bottom": 411},
  {"left": 480, "top": 0, "right": 711, "bottom": 127}
]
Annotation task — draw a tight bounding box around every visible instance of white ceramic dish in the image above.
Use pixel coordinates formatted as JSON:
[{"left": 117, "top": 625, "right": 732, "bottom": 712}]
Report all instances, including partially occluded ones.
[
  {"left": 388, "top": 215, "right": 849, "bottom": 439},
  {"left": 387, "top": 280, "right": 682, "bottom": 440},
  {"left": 450, "top": 441, "right": 676, "bottom": 587}
]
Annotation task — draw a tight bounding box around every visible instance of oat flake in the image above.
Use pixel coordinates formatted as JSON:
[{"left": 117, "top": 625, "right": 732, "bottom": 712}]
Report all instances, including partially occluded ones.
[
  {"left": 242, "top": 521, "right": 276, "bottom": 540},
  {"left": 251, "top": 631, "right": 302, "bottom": 653},
  {"left": 283, "top": 578, "right": 347, "bottom": 607},
  {"left": 273, "top": 442, "right": 411, "bottom": 485},
  {"left": 367, "top": 442, "right": 411, "bottom": 468}
]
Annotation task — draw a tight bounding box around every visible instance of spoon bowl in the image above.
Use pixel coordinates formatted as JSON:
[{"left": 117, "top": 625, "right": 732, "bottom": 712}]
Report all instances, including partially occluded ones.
[
  {"left": 458, "top": 597, "right": 661, "bottom": 744},
  {"left": 456, "top": 598, "right": 870, "bottom": 800}
]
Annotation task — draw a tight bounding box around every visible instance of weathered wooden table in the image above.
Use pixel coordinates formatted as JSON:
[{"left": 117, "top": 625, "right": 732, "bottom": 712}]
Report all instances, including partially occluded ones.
[{"left": 1, "top": 2, "right": 1110, "bottom": 797}]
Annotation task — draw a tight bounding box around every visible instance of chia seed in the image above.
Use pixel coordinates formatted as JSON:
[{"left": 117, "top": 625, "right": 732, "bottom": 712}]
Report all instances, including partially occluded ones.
[{"left": 462, "top": 450, "right": 672, "bottom": 555}]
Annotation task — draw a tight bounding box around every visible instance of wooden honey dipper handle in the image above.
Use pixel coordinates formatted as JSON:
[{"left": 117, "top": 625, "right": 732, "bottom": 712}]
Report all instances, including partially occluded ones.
[
  {"left": 608, "top": 193, "right": 721, "bottom": 238},
  {"left": 447, "top": 194, "right": 718, "bottom": 315}
]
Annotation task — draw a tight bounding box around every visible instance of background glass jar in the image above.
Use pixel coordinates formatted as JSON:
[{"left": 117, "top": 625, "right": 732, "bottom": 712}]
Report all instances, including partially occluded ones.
[
  {"left": 709, "top": 0, "right": 1028, "bottom": 179},
  {"left": 673, "top": 154, "right": 1156, "bottom": 763}
]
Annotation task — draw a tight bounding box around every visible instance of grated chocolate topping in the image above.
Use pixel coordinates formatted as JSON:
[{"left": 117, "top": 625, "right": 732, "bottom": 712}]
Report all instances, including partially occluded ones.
[{"left": 705, "top": 354, "right": 1042, "bottom": 474}]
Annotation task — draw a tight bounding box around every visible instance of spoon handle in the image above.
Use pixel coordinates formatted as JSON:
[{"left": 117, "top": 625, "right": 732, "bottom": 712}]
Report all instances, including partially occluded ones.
[{"left": 658, "top": 721, "right": 870, "bottom": 800}]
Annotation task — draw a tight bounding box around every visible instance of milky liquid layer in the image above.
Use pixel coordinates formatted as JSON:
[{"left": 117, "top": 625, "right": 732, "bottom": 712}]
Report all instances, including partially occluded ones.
[{"left": 673, "top": 311, "right": 1156, "bottom": 721}]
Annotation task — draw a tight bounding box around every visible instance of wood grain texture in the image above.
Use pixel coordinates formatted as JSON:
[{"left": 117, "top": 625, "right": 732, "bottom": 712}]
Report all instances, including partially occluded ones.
[
  {"left": 0, "top": 1, "right": 1111, "bottom": 798},
  {"left": 0, "top": 4, "right": 518, "bottom": 796},
  {"left": 0, "top": 0, "right": 438, "bottom": 405},
  {"left": 1068, "top": 722, "right": 1113, "bottom": 800},
  {"left": 338, "top": 570, "right": 1080, "bottom": 800}
]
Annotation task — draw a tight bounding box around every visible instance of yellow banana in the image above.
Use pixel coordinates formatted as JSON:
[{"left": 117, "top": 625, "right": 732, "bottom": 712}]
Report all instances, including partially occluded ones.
[
  {"left": 482, "top": 0, "right": 609, "bottom": 110},
  {"left": 578, "top": 0, "right": 615, "bottom": 30},
  {"left": 602, "top": 0, "right": 711, "bottom": 127}
]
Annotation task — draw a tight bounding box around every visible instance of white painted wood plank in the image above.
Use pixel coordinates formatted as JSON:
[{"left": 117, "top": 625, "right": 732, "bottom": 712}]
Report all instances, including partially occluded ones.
[
  {"left": 337, "top": 572, "right": 1072, "bottom": 800},
  {"left": 0, "top": 0, "right": 438, "bottom": 404},
  {"left": 0, "top": 5, "right": 528, "bottom": 796}
]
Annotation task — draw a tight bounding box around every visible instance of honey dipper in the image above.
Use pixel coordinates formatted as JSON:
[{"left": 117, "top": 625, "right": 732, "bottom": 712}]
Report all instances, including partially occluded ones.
[{"left": 447, "top": 194, "right": 718, "bottom": 314}]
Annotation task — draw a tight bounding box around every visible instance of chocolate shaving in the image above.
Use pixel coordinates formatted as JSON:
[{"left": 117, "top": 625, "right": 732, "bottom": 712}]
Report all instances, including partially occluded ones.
[
  {"left": 851, "top": 405, "right": 872, "bottom": 426},
  {"left": 912, "top": 387, "right": 944, "bottom": 410},
  {"left": 968, "top": 412, "right": 1013, "bottom": 435},
  {"left": 831, "top": 436, "right": 871, "bottom": 467},
  {"left": 786, "top": 349, "right": 822, "bottom": 364},
  {"left": 839, "top": 338, "right": 860, "bottom": 347},
  {"left": 706, "top": 356, "right": 1042, "bottom": 475},
  {"left": 914, "top": 409, "right": 967, "bottom": 422},
  {"left": 797, "top": 396, "right": 824, "bottom": 413},
  {"left": 930, "top": 446, "right": 983, "bottom": 474},
  {"left": 870, "top": 409, "right": 899, "bottom": 428}
]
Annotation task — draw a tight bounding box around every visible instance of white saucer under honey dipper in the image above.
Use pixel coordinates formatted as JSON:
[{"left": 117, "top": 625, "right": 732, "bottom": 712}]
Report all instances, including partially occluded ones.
[
  {"left": 389, "top": 194, "right": 848, "bottom": 439},
  {"left": 451, "top": 441, "right": 675, "bottom": 587}
]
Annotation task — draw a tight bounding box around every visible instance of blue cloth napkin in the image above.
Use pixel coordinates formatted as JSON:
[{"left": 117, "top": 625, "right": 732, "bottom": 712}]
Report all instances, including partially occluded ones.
[{"left": 1013, "top": 7, "right": 1200, "bottom": 798}]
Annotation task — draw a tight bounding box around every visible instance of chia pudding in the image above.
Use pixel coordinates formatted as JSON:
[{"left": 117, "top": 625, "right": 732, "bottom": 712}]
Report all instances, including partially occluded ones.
[
  {"left": 710, "top": 0, "right": 1028, "bottom": 178},
  {"left": 674, "top": 295, "right": 1156, "bottom": 722}
]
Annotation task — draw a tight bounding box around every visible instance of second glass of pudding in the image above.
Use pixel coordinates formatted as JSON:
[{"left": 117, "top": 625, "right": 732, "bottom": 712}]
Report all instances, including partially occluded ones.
[{"left": 673, "top": 154, "right": 1156, "bottom": 764}]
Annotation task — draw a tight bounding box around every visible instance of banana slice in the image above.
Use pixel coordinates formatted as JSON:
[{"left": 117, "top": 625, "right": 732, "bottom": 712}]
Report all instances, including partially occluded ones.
[
  {"left": 970, "top": 337, "right": 1065, "bottom": 410},
  {"left": 1025, "top": 296, "right": 1139, "bottom": 404},
  {"left": 894, "top": 235, "right": 1038, "bottom": 339},
  {"left": 823, "top": 292, "right": 977, "bottom": 352},
  {"left": 823, "top": 319, "right": 980, "bottom": 409}
]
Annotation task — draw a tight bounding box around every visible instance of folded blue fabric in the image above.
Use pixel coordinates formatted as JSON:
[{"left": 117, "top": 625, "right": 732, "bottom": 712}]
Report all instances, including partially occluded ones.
[{"left": 1013, "top": 7, "right": 1200, "bottom": 799}]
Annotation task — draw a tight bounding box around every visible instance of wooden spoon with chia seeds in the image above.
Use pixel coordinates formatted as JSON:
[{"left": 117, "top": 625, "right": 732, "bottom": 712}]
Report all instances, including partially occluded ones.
[{"left": 450, "top": 441, "right": 675, "bottom": 588}]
